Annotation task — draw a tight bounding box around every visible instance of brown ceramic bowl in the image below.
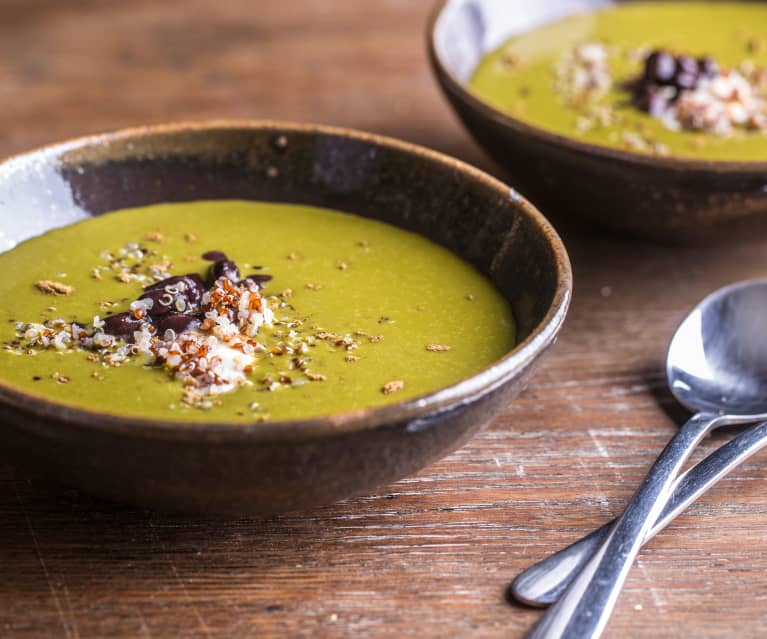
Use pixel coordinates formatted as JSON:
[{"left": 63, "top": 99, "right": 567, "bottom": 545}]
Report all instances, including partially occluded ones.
[
  {"left": 428, "top": 0, "right": 767, "bottom": 242},
  {"left": 0, "top": 121, "right": 571, "bottom": 516}
]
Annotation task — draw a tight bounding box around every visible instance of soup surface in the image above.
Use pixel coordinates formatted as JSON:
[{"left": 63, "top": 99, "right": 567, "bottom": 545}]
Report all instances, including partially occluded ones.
[
  {"left": 0, "top": 201, "right": 515, "bottom": 422},
  {"left": 470, "top": 2, "right": 767, "bottom": 160}
]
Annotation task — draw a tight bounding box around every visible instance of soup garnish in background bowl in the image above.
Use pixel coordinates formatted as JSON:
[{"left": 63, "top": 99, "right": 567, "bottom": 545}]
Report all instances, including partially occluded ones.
[
  {"left": 428, "top": 0, "right": 767, "bottom": 242},
  {"left": 0, "top": 121, "right": 571, "bottom": 516}
]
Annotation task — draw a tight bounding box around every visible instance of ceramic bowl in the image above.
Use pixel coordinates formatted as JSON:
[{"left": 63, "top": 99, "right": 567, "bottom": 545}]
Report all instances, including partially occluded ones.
[
  {"left": 428, "top": 0, "right": 767, "bottom": 241},
  {"left": 0, "top": 121, "right": 571, "bottom": 516}
]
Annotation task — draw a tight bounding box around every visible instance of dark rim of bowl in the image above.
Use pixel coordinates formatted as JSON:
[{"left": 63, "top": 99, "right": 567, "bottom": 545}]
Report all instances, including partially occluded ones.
[
  {"left": 427, "top": 0, "right": 767, "bottom": 172},
  {"left": 0, "top": 120, "right": 572, "bottom": 442}
]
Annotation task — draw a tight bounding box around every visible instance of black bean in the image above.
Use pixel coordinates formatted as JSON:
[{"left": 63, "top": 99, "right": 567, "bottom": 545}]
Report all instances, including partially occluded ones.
[
  {"left": 636, "top": 88, "right": 669, "bottom": 117},
  {"left": 645, "top": 50, "right": 676, "bottom": 84},
  {"left": 240, "top": 274, "right": 273, "bottom": 289},
  {"left": 156, "top": 314, "right": 200, "bottom": 335},
  {"left": 202, "top": 250, "right": 228, "bottom": 262},
  {"left": 142, "top": 274, "right": 206, "bottom": 309},
  {"left": 675, "top": 71, "right": 698, "bottom": 90},
  {"left": 102, "top": 312, "right": 147, "bottom": 337},
  {"left": 139, "top": 288, "right": 174, "bottom": 316},
  {"left": 211, "top": 259, "right": 240, "bottom": 282},
  {"left": 676, "top": 55, "right": 699, "bottom": 77}
]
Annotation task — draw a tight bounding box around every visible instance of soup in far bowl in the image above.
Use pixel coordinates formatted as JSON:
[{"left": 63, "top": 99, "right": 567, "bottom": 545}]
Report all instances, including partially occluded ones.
[{"left": 470, "top": 2, "right": 767, "bottom": 161}]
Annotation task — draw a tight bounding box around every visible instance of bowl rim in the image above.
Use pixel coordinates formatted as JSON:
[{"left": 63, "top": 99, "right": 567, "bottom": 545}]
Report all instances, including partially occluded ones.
[
  {"left": 427, "top": 0, "right": 767, "bottom": 173},
  {"left": 0, "top": 119, "right": 572, "bottom": 442}
]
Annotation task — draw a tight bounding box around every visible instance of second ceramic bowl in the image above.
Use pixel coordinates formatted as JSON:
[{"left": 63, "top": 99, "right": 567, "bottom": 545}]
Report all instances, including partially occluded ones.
[{"left": 429, "top": 0, "right": 767, "bottom": 242}]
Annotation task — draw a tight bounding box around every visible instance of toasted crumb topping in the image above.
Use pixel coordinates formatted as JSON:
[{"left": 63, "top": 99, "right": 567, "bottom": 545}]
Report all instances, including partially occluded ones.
[
  {"left": 426, "top": 343, "right": 451, "bottom": 352},
  {"left": 35, "top": 280, "right": 75, "bottom": 296},
  {"left": 151, "top": 260, "right": 172, "bottom": 274},
  {"left": 382, "top": 380, "right": 404, "bottom": 395},
  {"left": 51, "top": 371, "right": 70, "bottom": 384}
]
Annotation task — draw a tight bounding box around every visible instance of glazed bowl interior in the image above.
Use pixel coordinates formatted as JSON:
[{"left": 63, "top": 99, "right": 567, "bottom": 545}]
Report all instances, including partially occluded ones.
[
  {"left": 0, "top": 121, "right": 570, "bottom": 515},
  {"left": 433, "top": 0, "right": 611, "bottom": 84}
]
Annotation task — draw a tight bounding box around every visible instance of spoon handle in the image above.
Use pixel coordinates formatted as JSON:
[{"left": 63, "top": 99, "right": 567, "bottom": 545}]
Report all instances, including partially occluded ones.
[
  {"left": 524, "top": 412, "right": 718, "bottom": 639},
  {"left": 512, "top": 419, "right": 767, "bottom": 607}
]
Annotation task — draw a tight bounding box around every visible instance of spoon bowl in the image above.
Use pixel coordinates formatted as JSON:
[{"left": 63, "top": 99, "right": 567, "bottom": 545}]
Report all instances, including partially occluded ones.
[{"left": 668, "top": 279, "right": 767, "bottom": 417}]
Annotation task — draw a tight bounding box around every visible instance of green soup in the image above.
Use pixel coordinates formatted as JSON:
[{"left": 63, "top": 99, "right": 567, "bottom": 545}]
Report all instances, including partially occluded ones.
[
  {"left": 0, "top": 201, "right": 515, "bottom": 422},
  {"left": 470, "top": 2, "right": 767, "bottom": 160}
]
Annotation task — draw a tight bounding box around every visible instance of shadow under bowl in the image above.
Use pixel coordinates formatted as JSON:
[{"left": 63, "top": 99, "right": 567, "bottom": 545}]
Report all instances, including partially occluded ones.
[
  {"left": 428, "top": 0, "right": 767, "bottom": 242},
  {"left": 0, "top": 121, "right": 571, "bottom": 516}
]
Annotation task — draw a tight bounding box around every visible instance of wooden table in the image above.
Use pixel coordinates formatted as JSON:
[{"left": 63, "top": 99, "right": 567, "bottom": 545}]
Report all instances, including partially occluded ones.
[{"left": 2, "top": 2, "right": 766, "bottom": 637}]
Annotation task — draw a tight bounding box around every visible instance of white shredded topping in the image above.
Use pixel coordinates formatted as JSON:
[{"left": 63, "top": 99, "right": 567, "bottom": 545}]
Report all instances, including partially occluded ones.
[
  {"left": 668, "top": 69, "right": 767, "bottom": 135},
  {"left": 556, "top": 42, "right": 613, "bottom": 101}
]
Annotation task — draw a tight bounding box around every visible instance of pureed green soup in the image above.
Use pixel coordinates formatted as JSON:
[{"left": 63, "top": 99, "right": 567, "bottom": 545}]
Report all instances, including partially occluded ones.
[
  {"left": 0, "top": 201, "right": 515, "bottom": 422},
  {"left": 470, "top": 2, "right": 767, "bottom": 160}
]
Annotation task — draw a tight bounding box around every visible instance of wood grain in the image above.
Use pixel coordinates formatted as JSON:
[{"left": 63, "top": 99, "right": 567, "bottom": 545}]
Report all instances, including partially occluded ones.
[{"left": 1, "top": 1, "right": 767, "bottom": 637}]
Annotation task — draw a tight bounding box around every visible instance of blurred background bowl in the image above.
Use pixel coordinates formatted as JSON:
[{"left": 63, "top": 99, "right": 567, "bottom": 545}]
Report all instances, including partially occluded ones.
[
  {"left": 428, "top": 0, "right": 767, "bottom": 242},
  {"left": 0, "top": 121, "right": 571, "bottom": 516}
]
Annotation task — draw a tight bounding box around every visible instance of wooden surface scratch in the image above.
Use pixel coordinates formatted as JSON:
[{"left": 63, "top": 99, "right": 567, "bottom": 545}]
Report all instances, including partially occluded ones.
[{"left": 1, "top": 1, "right": 767, "bottom": 637}]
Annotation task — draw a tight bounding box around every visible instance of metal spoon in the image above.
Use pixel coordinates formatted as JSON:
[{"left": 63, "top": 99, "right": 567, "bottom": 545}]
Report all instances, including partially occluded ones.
[
  {"left": 524, "top": 279, "right": 767, "bottom": 639},
  {"left": 511, "top": 419, "right": 767, "bottom": 607}
]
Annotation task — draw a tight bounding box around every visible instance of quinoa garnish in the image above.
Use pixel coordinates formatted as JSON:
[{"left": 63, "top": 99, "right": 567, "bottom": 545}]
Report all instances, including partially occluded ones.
[
  {"left": 185, "top": 232, "right": 198, "bottom": 243},
  {"left": 280, "top": 288, "right": 293, "bottom": 298},
  {"left": 51, "top": 371, "right": 70, "bottom": 384},
  {"left": 145, "top": 232, "right": 164, "bottom": 243},
  {"left": 305, "top": 372, "right": 327, "bottom": 382},
  {"left": 382, "top": 380, "right": 404, "bottom": 395},
  {"left": 501, "top": 50, "right": 525, "bottom": 70},
  {"left": 465, "top": 293, "right": 475, "bottom": 301},
  {"left": 336, "top": 261, "right": 349, "bottom": 270},
  {"left": 426, "top": 343, "right": 451, "bottom": 352},
  {"left": 151, "top": 259, "right": 172, "bottom": 274},
  {"left": 345, "top": 355, "right": 360, "bottom": 363},
  {"left": 35, "top": 280, "right": 75, "bottom": 296}
]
